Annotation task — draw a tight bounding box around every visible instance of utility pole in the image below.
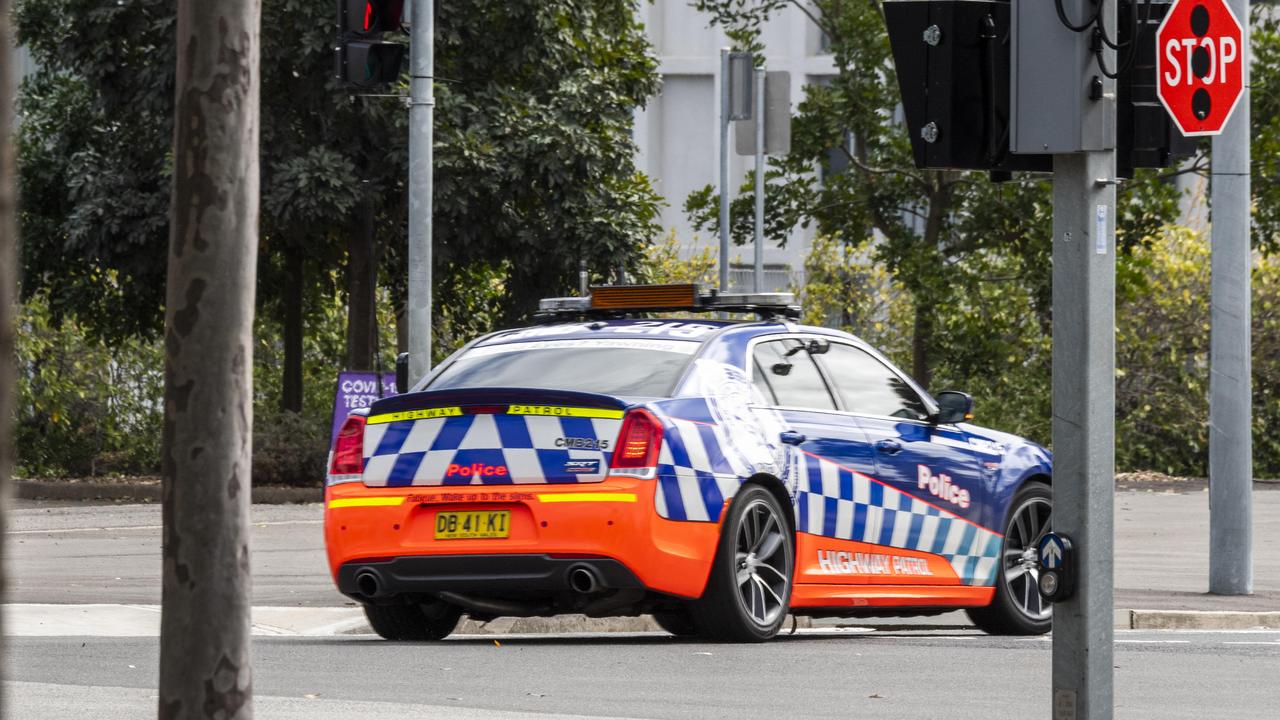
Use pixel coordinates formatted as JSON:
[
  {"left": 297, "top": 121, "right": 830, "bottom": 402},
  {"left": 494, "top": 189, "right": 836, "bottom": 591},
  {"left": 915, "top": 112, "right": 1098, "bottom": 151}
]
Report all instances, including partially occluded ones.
[
  {"left": 1208, "top": 0, "right": 1252, "bottom": 596},
  {"left": 1051, "top": 153, "right": 1116, "bottom": 720},
  {"left": 160, "top": 0, "right": 260, "bottom": 717},
  {"left": 407, "top": 0, "right": 434, "bottom": 383},
  {"left": 0, "top": 0, "right": 18, "bottom": 713},
  {"left": 718, "top": 47, "right": 731, "bottom": 292},
  {"left": 753, "top": 66, "right": 765, "bottom": 292}
]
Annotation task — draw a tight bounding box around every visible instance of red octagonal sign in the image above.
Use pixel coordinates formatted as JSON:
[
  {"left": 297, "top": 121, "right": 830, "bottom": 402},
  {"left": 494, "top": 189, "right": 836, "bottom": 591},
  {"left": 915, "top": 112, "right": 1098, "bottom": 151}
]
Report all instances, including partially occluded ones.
[{"left": 1156, "top": 0, "right": 1245, "bottom": 136}]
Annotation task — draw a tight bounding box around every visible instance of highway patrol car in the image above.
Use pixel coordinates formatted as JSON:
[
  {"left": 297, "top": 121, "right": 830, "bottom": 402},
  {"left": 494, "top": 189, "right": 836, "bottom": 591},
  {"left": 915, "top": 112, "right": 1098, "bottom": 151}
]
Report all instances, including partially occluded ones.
[{"left": 325, "top": 285, "right": 1053, "bottom": 642}]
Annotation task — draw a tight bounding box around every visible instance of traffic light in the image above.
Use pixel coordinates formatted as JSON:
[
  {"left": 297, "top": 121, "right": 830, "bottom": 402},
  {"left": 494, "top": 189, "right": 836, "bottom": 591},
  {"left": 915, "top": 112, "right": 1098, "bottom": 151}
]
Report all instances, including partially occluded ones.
[
  {"left": 884, "top": 0, "right": 1051, "bottom": 174},
  {"left": 336, "top": 1, "right": 406, "bottom": 88},
  {"left": 1117, "top": 1, "right": 1199, "bottom": 178},
  {"left": 883, "top": 0, "right": 1196, "bottom": 175}
]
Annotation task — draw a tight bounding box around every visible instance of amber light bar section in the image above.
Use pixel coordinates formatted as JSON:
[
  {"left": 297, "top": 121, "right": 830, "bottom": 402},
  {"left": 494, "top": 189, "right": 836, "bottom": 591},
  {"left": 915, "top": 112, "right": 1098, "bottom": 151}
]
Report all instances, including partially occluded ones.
[{"left": 589, "top": 284, "right": 699, "bottom": 310}]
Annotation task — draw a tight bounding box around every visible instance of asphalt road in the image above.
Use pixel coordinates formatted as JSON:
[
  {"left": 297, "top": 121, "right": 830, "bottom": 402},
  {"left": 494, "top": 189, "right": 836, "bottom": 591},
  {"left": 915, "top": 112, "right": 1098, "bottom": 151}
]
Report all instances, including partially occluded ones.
[
  {"left": 8, "top": 489, "right": 1280, "bottom": 609},
  {"left": 7, "top": 628, "right": 1279, "bottom": 719}
]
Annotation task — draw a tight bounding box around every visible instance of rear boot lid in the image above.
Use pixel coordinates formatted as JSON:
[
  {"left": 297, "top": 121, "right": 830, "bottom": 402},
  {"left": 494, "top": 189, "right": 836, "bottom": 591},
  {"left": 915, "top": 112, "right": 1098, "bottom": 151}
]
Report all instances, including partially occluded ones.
[{"left": 360, "top": 388, "right": 628, "bottom": 487}]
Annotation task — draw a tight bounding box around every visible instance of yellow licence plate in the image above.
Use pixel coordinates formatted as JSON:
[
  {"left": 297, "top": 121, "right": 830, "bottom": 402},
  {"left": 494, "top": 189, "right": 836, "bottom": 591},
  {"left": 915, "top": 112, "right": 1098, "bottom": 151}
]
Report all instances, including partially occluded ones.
[{"left": 434, "top": 510, "right": 511, "bottom": 540}]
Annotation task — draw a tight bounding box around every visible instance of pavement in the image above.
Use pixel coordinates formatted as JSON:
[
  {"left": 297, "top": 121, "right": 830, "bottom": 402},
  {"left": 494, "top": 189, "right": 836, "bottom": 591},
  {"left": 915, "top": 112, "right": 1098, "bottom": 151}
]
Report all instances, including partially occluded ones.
[
  {"left": 7, "top": 629, "right": 1280, "bottom": 719},
  {"left": 5, "top": 486, "right": 1279, "bottom": 637},
  {"left": 6, "top": 487, "right": 1280, "bottom": 718}
]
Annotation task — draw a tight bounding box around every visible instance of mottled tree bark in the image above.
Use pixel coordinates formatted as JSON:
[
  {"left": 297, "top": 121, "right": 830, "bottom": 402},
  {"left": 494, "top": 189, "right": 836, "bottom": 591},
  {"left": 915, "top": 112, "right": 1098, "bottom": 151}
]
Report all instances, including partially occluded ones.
[
  {"left": 159, "top": 1, "right": 260, "bottom": 718},
  {"left": 0, "top": 0, "right": 19, "bottom": 714}
]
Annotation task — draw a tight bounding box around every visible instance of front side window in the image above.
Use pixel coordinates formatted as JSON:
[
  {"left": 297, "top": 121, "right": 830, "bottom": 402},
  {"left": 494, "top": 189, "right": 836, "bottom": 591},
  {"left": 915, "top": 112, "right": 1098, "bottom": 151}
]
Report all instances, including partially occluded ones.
[
  {"left": 751, "top": 339, "right": 837, "bottom": 410},
  {"left": 820, "top": 343, "right": 929, "bottom": 421}
]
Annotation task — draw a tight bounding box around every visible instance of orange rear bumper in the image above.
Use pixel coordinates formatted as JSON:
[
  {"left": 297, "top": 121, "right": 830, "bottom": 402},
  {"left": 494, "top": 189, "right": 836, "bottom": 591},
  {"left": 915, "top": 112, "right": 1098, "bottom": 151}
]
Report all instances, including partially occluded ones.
[{"left": 324, "top": 479, "right": 724, "bottom": 600}]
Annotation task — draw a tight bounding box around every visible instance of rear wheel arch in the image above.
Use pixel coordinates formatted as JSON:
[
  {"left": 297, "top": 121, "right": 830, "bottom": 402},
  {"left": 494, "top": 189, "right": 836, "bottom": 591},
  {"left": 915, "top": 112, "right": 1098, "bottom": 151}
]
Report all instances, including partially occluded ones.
[{"left": 739, "top": 473, "right": 797, "bottom": 534}]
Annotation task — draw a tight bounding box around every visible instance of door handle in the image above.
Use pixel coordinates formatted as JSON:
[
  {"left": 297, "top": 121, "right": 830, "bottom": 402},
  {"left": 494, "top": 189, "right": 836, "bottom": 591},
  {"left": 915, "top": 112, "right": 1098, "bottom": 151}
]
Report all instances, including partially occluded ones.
[
  {"left": 875, "top": 439, "right": 903, "bottom": 455},
  {"left": 779, "top": 430, "right": 806, "bottom": 446}
]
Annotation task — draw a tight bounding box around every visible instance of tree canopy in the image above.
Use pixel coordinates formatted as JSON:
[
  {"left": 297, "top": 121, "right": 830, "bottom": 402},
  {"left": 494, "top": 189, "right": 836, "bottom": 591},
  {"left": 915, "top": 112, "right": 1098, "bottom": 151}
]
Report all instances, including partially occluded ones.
[{"left": 14, "top": 0, "right": 662, "bottom": 343}]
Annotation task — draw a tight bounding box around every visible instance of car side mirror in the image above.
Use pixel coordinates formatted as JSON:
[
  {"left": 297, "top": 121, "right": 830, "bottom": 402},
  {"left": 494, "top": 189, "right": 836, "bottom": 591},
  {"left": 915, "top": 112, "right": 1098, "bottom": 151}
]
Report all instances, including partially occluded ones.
[
  {"left": 934, "top": 391, "right": 974, "bottom": 424},
  {"left": 395, "top": 352, "right": 410, "bottom": 394},
  {"left": 771, "top": 362, "right": 793, "bottom": 377}
]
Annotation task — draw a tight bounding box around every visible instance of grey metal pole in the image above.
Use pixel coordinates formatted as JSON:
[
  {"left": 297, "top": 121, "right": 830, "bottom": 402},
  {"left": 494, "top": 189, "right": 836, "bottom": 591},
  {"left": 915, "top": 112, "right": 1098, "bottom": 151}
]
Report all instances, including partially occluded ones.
[
  {"left": 407, "top": 0, "right": 434, "bottom": 384},
  {"left": 753, "top": 67, "right": 765, "bottom": 293},
  {"left": 1051, "top": 152, "right": 1116, "bottom": 719},
  {"left": 1050, "top": 0, "right": 1117, "bottom": 711},
  {"left": 1208, "top": 0, "right": 1252, "bottom": 596},
  {"left": 718, "top": 47, "right": 731, "bottom": 292}
]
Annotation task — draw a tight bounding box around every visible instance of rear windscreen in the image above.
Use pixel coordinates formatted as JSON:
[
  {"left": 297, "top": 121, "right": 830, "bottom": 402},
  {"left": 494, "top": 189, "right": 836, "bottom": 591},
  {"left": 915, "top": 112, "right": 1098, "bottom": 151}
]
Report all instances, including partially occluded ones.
[{"left": 428, "top": 339, "right": 699, "bottom": 397}]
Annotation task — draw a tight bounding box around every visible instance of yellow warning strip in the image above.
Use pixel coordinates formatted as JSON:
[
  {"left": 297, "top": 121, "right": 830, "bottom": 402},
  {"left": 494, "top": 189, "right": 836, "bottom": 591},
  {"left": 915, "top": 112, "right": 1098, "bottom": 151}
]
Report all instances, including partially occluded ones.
[
  {"left": 508, "top": 405, "right": 625, "bottom": 420},
  {"left": 536, "top": 493, "right": 637, "bottom": 504},
  {"left": 327, "top": 496, "right": 407, "bottom": 509},
  {"left": 366, "top": 406, "right": 463, "bottom": 424}
]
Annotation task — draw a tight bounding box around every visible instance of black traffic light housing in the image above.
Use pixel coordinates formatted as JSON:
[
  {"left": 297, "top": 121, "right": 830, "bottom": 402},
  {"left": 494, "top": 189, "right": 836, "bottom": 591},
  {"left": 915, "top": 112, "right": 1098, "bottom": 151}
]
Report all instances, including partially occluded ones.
[
  {"left": 1117, "top": 1, "right": 1199, "bottom": 178},
  {"left": 884, "top": 0, "right": 1196, "bottom": 175},
  {"left": 885, "top": 0, "right": 1051, "bottom": 174},
  {"left": 336, "top": 1, "right": 406, "bottom": 88}
]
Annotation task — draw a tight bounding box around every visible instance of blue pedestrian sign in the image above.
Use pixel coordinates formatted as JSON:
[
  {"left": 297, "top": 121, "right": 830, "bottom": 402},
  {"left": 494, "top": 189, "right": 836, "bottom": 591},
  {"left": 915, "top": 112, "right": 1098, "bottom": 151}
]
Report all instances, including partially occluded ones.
[{"left": 1039, "top": 533, "right": 1066, "bottom": 570}]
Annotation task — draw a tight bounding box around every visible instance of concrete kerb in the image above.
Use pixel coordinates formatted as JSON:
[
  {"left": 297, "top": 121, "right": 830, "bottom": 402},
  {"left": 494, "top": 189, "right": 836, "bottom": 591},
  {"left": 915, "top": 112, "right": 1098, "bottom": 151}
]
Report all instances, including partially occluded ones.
[
  {"left": 14, "top": 479, "right": 321, "bottom": 504},
  {"left": 1123, "top": 609, "right": 1280, "bottom": 631}
]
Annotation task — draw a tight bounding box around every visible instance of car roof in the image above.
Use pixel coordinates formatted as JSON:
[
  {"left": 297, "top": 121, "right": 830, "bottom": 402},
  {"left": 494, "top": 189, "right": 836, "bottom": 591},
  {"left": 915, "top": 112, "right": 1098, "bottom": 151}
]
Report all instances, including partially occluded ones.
[
  {"left": 474, "top": 318, "right": 866, "bottom": 347},
  {"left": 476, "top": 318, "right": 739, "bottom": 346}
]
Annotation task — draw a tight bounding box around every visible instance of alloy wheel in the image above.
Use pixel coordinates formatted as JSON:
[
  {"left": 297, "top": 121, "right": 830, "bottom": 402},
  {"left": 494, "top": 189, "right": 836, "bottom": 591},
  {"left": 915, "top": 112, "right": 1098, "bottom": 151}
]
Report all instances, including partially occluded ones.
[{"left": 734, "top": 498, "right": 790, "bottom": 626}]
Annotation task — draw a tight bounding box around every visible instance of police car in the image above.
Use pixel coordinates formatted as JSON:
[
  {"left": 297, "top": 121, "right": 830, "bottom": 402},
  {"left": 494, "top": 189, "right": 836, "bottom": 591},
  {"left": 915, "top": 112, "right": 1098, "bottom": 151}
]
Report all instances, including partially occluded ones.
[{"left": 325, "top": 284, "right": 1053, "bottom": 642}]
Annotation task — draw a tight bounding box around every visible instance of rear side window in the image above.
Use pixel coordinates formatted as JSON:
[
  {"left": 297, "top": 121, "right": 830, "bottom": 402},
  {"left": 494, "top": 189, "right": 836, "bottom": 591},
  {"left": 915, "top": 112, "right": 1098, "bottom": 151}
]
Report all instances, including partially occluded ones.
[
  {"left": 820, "top": 343, "right": 930, "bottom": 421},
  {"left": 752, "top": 340, "right": 837, "bottom": 410},
  {"left": 428, "top": 339, "right": 698, "bottom": 397}
]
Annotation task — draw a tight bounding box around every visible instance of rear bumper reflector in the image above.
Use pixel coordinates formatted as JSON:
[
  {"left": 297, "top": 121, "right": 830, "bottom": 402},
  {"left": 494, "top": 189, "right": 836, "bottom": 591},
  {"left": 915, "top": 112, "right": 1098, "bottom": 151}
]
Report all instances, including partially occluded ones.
[
  {"left": 328, "top": 496, "right": 407, "bottom": 509},
  {"left": 536, "top": 493, "right": 637, "bottom": 503}
]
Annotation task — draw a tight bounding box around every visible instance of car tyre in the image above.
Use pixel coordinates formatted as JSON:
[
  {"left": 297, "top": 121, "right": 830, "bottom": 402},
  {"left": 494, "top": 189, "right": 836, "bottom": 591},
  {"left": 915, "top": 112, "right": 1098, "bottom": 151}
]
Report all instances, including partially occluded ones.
[
  {"left": 651, "top": 609, "right": 699, "bottom": 637},
  {"left": 364, "top": 600, "right": 462, "bottom": 641},
  {"left": 691, "top": 484, "right": 794, "bottom": 643},
  {"left": 967, "top": 481, "right": 1053, "bottom": 636}
]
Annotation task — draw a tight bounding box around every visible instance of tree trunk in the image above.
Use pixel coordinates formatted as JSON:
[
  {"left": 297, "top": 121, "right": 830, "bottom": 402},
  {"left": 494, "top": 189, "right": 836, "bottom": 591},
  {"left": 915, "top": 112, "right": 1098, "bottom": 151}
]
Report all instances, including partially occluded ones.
[
  {"left": 0, "top": 1, "right": 19, "bottom": 712},
  {"left": 395, "top": 301, "right": 409, "bottom": 356},
  {"left": 911, "top": 301, "right": 934, "bottom": 391},
  {"left": 346, "top": 200, "right": 376, "bottom": 371},
  {"left": 159, "top": 2, "right": 259, "bottom": 718},
  {"left": 911, "top": 174, "right": 954, "bottom": 390},
  {"left": 281, "top": 246, "right": 303, "bottom": 413}
]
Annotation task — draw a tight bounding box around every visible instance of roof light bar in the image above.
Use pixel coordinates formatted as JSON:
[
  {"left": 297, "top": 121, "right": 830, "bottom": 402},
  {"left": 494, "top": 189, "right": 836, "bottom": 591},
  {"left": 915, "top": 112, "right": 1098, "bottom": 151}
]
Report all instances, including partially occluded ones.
[{"left": 535, "top": 284, "right": 800, "bottom": 320}]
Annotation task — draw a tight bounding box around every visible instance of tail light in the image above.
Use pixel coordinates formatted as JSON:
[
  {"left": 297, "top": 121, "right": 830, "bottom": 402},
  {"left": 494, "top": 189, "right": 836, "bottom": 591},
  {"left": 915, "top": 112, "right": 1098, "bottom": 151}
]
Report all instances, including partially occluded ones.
[
  {"left": 328, "top": 415, "right": 367, "bottom": 479},
  {"left": 608, "top": 409, "right": 663, "bottom": 479}
]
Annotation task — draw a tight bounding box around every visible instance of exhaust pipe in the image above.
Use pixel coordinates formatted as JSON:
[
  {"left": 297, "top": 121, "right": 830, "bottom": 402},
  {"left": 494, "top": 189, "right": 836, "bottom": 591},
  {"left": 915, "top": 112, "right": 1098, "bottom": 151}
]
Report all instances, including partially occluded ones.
[
  {"left": 355, "top": 569, "right": 384, "bottom": 598},
  {"left": 568, "top": 565, "right": 602, "bottom": 594}
]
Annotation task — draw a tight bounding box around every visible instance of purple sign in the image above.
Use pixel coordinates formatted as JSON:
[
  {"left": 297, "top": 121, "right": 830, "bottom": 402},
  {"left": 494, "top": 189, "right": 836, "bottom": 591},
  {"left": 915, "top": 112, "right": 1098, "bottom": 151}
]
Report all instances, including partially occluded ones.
[{"left": 331, "top": 371, "right": 398, "bottom": 446}]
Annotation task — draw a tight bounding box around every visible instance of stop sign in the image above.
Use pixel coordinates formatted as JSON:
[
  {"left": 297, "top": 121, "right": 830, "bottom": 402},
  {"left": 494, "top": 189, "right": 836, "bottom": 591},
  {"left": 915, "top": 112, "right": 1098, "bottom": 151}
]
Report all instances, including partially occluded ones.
[{"left": 1156, "top": 0, "right": 1245, "bottom": 136}]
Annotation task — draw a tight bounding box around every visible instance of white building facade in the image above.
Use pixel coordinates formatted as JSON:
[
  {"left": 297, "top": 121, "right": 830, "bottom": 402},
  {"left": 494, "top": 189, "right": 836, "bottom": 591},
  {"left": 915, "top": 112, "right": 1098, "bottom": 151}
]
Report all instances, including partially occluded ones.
[{"left": 633, "top": 1, "right": 835, "bottom": 291}]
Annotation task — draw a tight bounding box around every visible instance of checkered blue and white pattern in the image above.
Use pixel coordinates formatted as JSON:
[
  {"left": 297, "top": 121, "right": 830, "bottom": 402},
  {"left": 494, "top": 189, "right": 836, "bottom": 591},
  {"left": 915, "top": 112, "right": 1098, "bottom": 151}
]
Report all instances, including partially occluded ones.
[
  {"left": 653, "top": 414, "right": 1001, "bottom": 587},
  {"left": 792, "top": 452, "right": 1002, "bottom": 586},
  {"left": 361, "top": 413, "right": 620, "bottom": 487}
]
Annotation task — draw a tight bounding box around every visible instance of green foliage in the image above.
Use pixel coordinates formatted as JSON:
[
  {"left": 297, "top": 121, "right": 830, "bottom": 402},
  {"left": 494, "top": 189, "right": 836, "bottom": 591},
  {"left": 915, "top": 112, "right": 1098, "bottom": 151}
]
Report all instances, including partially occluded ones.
[
  {"left": 635, "top": 231, "right": 718, "bottom": 287},
  {"left": 687, "top": 0, "right": 1192, "bottom": 389},
  {"left": 14, "top": 293, "right": 163, "bottom": 476},
  {"left": 798, "top": 225, "right": 1280, "bottom": 475},
  {"left": 1254, "top": 8, "right": 1280, "bottom": 251},
  {"left": 794, "top": 234, "right": 912, "bottom": 361},
  {"left": 16, "top": 0, "right": 662, "bottom": 333}
]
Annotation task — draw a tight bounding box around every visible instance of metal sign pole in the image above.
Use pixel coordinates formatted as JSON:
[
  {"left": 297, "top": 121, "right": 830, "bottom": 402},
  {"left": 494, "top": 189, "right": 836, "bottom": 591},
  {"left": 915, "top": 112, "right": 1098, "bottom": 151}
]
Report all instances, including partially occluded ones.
[
  {"left": 753, "top": 67, "right": 766, "bottom": 293},
  {"left": 407, "top": 0, "right": 434, "bottom": 383},
  {"left": 1051, "top": 152, "right": 1116, "bottom": 720},
  {"left": 1208, "top": 0, "right": 1253, "bottom": 596},
  {"left": 718, "top": 47, "right": 731, "bottom": 292},
  {"left": 1045, "top": 1, "right": 1117, "bottom": 717}
]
